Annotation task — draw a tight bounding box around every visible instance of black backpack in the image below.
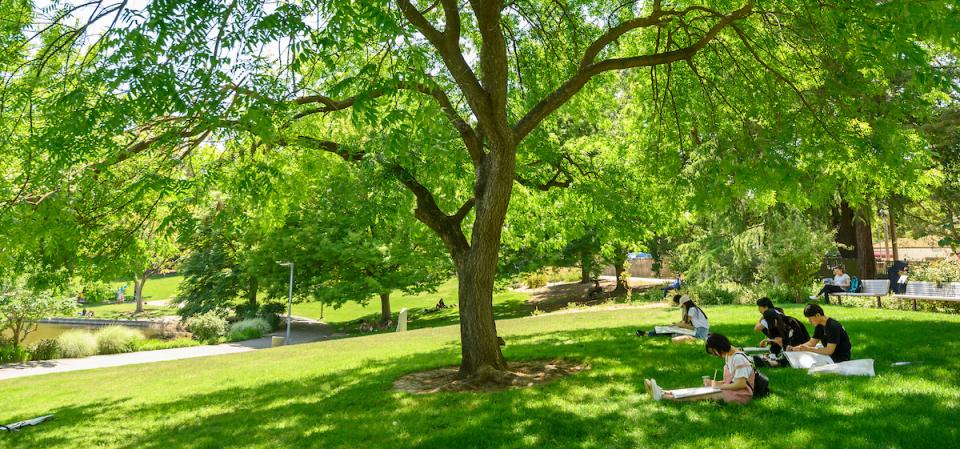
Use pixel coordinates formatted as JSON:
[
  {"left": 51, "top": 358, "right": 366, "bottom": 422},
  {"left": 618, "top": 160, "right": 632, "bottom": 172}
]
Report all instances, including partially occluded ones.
[{"left": 737, "top": 352, "right": 770, "bottom": 399}]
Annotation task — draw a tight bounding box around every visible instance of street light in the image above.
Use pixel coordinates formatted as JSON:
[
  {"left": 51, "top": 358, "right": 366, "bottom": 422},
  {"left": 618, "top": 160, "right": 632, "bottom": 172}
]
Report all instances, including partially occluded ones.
[{"left": 277, "top": 261, "right": 294, "bottom": 343}]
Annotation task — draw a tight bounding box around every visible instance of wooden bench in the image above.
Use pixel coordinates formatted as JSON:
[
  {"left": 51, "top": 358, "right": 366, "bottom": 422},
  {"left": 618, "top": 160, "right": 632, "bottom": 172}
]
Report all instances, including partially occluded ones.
[
  {"left": 832, "top": 279, "right": 891, "bottom": 307},
  {"left": 893, "top": 281, "right": 960, "bottom": 311}
]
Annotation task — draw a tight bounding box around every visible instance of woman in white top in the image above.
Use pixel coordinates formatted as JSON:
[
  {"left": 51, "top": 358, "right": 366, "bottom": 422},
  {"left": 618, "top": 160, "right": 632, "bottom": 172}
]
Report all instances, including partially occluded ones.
[
  {"left": 672, "top": 295, "right": 709, "bottom": 342},
  {"left": 645, "top": 333, "right": 756, "bottom": 404},
  {"left": 812, "top": 266, "right": 850, "bottom": 304}
]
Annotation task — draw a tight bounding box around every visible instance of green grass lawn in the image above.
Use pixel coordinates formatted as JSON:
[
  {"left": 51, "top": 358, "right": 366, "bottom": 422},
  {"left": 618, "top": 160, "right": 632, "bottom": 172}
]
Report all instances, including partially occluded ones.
[
  {"left": 109, "top": 275, "right": 183, "bottom": 302},
  {"left": 3, "top": 304, "right": 959, "bottom": 448},
  {"left": 292, "top": 279, "right": 534, "bottom": 331},
  {"left": 67, "top": 276, "right": 185, "bottom": 319}
]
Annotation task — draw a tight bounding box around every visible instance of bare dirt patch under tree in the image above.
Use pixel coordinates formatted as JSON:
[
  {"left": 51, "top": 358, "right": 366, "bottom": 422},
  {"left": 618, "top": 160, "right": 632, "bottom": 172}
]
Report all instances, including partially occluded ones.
[{"left": 393, "top": 359, "right": 589, "bottom": 394}]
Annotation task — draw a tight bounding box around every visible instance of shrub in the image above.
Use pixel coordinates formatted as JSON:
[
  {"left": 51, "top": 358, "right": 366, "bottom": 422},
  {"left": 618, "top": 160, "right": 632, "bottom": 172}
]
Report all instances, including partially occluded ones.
[
  {"left": 82, "top": 282, "right": 115, "bottom": 304},
  {"left": 135, "top": 338, "right": 201, "bottom": 352},
  {"left": 761, "top": 283, "right": 796, "bottom": 306},
  {"left": 759, "top": 213, "right": 836, "bottom": 303},
  {"left": 57, "top": 330, "right": 98, "bottom": 358},
  {"left": 632, "top": 288, "right": 663, "bottom": 303},
  {"left": 259, "top": 303, "right": 286, "bottom": 330},
  {"left": 187, "top": 312, "right": 228, "bottom": 342},
  {"left": 525, "top": 272, "right": 549, "bottom": 289},
  {"left": 95, "top": 326, "right": 144, "bottom": 354},
  {"left": 688, "top": 282, "right": 737, "bottom": 305},
  {"left": 0, "top": 344, "right": 31, "bottom": 364},
  {"left": 227, "top": 318, "right": 272, "bottom": 342},
  {"left": 30, "top": 339, "right": 60, "bottom": 360},
  {"left": 912, "top": 258, "right": 960, "bottom": 285}
]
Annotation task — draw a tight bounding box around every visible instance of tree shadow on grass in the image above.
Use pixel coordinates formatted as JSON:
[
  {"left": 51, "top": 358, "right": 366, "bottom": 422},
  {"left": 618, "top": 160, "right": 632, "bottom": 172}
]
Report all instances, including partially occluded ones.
[{"left": 4, "top": 318, "right": 959, "bottom": 449}]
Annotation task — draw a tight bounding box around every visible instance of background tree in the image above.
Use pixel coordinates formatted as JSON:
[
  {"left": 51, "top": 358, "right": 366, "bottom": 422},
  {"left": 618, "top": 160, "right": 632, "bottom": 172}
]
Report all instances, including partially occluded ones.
[{"left": 0, "top": 280, "right": 75, "bottom": 347}]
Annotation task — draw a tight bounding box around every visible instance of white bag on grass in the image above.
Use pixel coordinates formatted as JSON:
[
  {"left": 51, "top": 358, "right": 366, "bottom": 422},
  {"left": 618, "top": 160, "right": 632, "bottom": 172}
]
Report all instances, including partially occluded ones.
[{"left": 807, "top": 359, "right": 875, "bottom": 377}]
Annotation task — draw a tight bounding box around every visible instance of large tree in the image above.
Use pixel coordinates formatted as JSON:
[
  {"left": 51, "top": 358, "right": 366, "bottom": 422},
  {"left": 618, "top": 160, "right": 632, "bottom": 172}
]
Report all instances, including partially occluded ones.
[{"left": 4, "top": 0, "right": 958, "bottom": 378}]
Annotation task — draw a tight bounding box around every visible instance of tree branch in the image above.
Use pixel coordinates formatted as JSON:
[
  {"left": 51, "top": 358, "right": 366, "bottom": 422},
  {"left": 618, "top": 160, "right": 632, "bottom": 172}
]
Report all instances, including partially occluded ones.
[
  {"left": 391, "top": 164, "right": 471, "bottom": 258},
  {"left": 514, "top": 1, "right": 754, "bottom": 141}
]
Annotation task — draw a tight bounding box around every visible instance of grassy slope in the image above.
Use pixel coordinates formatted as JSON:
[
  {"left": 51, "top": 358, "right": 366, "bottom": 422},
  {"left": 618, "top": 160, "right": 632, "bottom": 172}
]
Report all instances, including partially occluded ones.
[
  {"left": 109, "top": 275, "right": 183, "bottom": 302},
  {"left": 2, "top": 304, "right": 959, "bottom": 449},
  {"left": 292, "top": 279, "right": 533, "bottom": 331},
  {"left": 73, "top": 276, "right": 185, "bottom": 319}
]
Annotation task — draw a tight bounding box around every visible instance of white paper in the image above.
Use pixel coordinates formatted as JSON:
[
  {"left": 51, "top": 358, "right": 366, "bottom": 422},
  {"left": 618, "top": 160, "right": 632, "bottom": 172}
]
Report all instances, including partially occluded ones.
[
  {"left": 808, "top": 359, "right": 875, "bottom": 377},
  {"left": 654, "top": 326, "right": 696, "bottom": 336},
  {"left": 666, "top": 386, "right": 721, "bottom": 399},
  {"left": 784, "top": 351, "right": 835, "bottom": 369}
]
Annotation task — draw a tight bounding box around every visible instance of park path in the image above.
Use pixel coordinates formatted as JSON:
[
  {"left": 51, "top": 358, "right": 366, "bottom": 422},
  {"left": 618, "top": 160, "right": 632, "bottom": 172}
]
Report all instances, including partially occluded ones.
[{"left": 0, "top": 317, "right": 338, "bottom": 381}]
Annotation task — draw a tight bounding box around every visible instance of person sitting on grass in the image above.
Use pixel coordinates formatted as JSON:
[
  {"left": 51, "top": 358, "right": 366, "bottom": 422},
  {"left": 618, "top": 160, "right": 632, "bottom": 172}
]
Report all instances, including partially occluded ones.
[
  {"left": 637, "top": 294, "right": 708, "bottom": 340},
  {"left": 811, "top": 266, "right": 850, "bottom": 304},
  {"left": 752, "top": 297, "right": 809, "bottom": 366},
  {"left": 644, "top": 333, "right": 757, "bottom": 404},
  {"left": 671, "top": 295, "right": 709, "bottom": 342},
  {"left": 786, "top": 303, "right": 852, "bottom": 363}
]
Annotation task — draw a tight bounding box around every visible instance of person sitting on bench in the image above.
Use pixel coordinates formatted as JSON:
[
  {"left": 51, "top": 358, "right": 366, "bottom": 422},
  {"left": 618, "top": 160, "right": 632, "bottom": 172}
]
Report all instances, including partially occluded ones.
[
  {"left": 786, "top": 304, "right": 852, "bottom": 363},
  {"left": 662, "top": 273, "right": 684, "bottom": 298},
  {"left": 811, "top": 266, "right": 850, "bottom": 304},
  {"left": 645, "top": 333, "right": 757, "bottom": 404}
]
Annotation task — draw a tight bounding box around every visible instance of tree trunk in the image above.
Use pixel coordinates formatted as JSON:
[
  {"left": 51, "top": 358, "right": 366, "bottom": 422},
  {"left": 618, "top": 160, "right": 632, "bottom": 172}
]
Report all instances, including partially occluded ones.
[
  {"left": 380, "top": 292, "right": 391, "bottom": 323},
  {"left": 134, "top": 272, "right": 149, "bottom": 314},
  {"left": 247, "top": 277, "right": 258, "bottom": 310},
  {"left": 580, "top": 250, "right": 592, "bottom": 283},
  {"left": 835, "top": 201, "right": 858, "bottom": 258},
  {"left": 855, "top": 207, "right": 877, "bottom": 279},
  {"left": 452, "top": 148, "right": 514, "bottom": 378},
  {"left": 456, "top": 257, "right": 508, "bottom": 376},
  {"left": 612, "top": 247, "right": 629, "bottom": 296}
]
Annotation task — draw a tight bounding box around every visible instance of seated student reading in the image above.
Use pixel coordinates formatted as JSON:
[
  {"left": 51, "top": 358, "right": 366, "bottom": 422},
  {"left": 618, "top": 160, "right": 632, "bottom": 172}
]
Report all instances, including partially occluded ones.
[
  {"left": 638, "top": 294, "right": 708, "bottom": 340},
  {"left": 787, "top": 303, "right": 852, "bottom": 363},
  {"left": 644, "top": 333, "right": 757, "bottom": 404},
  {"left": 811, "top": 266, "right": 850, "bottom": 304}
]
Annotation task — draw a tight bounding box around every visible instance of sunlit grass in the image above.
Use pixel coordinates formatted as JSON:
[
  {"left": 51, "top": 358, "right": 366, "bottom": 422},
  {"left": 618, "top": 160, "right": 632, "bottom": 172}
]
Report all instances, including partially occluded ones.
[{"left": 2, "top": 304, "right": 959, "bottom": 448}]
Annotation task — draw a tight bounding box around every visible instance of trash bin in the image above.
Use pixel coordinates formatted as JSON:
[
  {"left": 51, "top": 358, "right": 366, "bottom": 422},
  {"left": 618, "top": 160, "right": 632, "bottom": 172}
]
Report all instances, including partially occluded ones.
[{"left": 272, "top": 336, "right": 285, "bottom": 347}]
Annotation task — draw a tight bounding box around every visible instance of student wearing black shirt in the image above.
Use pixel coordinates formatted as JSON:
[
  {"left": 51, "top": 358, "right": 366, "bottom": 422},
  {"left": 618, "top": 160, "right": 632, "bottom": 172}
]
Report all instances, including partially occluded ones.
[
  {"left": 753, "top": 297, "right": 810, "bottom": 354},
  {"left": 786, "top": 304, "right": 852, "bottom": 363}
]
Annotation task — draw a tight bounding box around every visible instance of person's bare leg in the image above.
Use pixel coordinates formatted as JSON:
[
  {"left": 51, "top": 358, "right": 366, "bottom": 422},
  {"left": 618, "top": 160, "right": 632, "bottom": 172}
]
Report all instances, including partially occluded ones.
[{"left": 672, "top": 335, "right": 695, "bottom": 343}]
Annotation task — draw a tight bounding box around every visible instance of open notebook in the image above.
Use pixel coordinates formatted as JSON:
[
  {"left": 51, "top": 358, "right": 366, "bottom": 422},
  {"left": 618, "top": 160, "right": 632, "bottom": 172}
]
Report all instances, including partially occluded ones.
[
  {"left": 666, "top": 386, "right": 721, "bottom": 399},
  {"left": 784, "top": 351, "right": 834, "bottom": 369},
  {"left": 654, "top": 326, "right": 696, "bottom": 336}
]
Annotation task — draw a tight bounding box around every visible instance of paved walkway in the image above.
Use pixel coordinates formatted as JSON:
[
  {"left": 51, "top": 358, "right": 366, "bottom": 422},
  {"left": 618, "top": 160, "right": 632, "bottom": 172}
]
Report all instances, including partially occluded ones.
[{"left": 0, "top": 318, "right": 338, "bottom": 381}]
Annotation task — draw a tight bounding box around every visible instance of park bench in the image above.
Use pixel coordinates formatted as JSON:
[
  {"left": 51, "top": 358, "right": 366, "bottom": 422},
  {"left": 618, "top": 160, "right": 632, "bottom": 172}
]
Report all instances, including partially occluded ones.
[
  {"left": 893, "top": 281, "right": 960, "bottom": 311},
  {"left": 832, "top": 279, "right": 890, "bottom": 308}
]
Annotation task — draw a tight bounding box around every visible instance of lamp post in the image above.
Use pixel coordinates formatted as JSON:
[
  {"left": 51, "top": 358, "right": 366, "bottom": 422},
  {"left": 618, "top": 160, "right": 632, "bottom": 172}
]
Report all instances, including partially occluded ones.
[{"left": 277, "top": 262, "right": 294, "bottom": 343}]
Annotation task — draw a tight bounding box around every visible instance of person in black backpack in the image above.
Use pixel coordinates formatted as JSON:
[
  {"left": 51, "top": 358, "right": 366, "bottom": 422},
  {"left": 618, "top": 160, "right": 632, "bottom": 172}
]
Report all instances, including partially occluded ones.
[
  {"left": 645, "top": 333, "right": 766, "bottom": 404},
  {"left": 752, "top": 297, "right": 810, "bottom": 367}
]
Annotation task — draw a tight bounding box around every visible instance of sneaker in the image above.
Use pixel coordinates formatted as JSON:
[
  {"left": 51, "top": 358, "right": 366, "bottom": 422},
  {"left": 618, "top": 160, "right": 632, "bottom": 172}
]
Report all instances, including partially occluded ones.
[
  {"left": 651, "top": 379, "right": 663, "bottom": 401},
  {"left": 809, "top": 295, "right": 818, "bottom": 301},
  {"left": 644, "top": 379, "right": 663, "bottom": 401}
]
